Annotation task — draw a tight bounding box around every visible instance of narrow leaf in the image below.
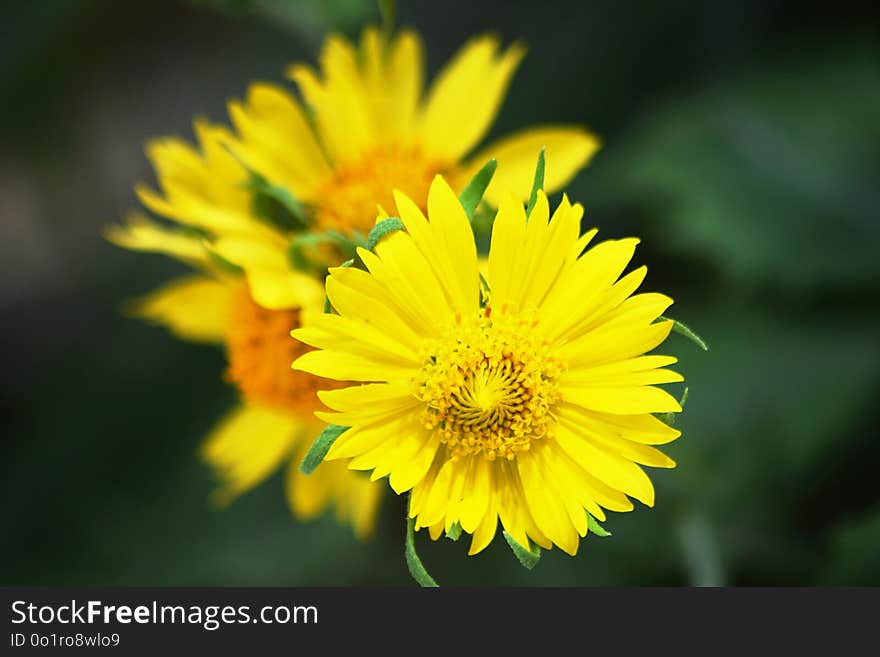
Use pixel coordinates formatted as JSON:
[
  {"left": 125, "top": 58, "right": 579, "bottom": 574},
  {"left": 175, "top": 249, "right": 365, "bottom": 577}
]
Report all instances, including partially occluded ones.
[
  {"left": 588, "top": 514, "right": 612, "bottom": 537},
  {"left": 289, "top": 231, "right": 361, "bottom": 274},
  {"left": 446, "top": 522, "right": 462, "bottom": 541},
  {"left": 662, "top": 387, "right": 690, "bottom": 427},
  {"left": 459, "top": 158, "right": 497, "bottom": 221},
  {"left": 525, "top": 148, "right": 546, "bottom": 218},
  {"left": 246, "top": 173, "right": 307, "bottom": 231},
  {"left": 206, "top": 249, "right": 243, "bottom": 275},
  {"left": 299, "top": 425, "right": 347, "bottom": 475},
  {"left": 661, "top": 315, "right": 709, "bottom": 351},
  {"left": 405, "top": 516, "right": 439, "bottom": 587},
  {"left": 367, "top": 217, "right": 405, "bottom": 251},
  {"left": 503, "top": 530, "right": 542, "bottom": 570}
]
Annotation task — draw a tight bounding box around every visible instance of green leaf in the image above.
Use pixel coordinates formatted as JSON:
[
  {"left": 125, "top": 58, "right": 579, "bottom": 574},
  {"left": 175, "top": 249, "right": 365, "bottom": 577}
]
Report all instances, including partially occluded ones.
[
  {"left": 588, "top": 514, "right": 612, "bottom": 537},
  {"left": 661, "top": 316, "right": 709, "bottom": 351},
  {"left": 245, "top": 173, "right": 307, "bottom": 232},
  {"left": 288, "top": 231, "right": 363, "bottom": 274},
  {"left": 502, "top": 530, "right": 541, "bottom": 570},
  {"left": 405, "top": 514, "right": 439, "bottom": 587},
  {"left": 299, "top": 425, "right": 347, "bottom": 475},
  {"left": 458, "top": 158, "right": 497, "bottom": 221},
  {"left": 446, "top": 522, "right": 462, "bottom": 541},
  {"left": 206, "top": 249, "right": 243, "bottom": 275},
  {"left": 525, "top": 148, "right": 546, "bottom": 218},
  {"left": 366, "top": 217, "right": 405, "bottom": 250}
]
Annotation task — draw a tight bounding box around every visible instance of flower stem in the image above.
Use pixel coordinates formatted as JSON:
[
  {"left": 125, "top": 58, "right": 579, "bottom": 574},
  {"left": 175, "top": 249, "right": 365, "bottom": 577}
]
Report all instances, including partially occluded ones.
[{"left": 405, "top": 498, "right": 439, "bottom": 587}]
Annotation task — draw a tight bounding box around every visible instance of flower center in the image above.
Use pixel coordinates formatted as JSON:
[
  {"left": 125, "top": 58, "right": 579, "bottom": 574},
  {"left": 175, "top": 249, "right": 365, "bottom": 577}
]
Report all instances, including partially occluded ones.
[
  {"left": 225, "top": 286, "right": 342, "bottom": 414},
  {"left": 415, "top": 309, "right": 565, "bottom": 462},
  {"left": 314, "top": 145, "right": 440, "bottom": 234}
]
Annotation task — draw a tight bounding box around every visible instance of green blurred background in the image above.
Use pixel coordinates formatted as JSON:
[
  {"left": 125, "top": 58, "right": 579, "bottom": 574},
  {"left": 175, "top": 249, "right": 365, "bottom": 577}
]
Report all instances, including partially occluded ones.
[{"left": 2, "top": 0, "right": 879, "bottom": 586}]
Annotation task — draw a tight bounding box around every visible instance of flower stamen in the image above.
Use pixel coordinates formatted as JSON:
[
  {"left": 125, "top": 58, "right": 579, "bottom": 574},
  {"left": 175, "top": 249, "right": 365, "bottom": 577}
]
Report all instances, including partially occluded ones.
[{"left": 415, "top": 308, "right": 564, "bottom": 462}]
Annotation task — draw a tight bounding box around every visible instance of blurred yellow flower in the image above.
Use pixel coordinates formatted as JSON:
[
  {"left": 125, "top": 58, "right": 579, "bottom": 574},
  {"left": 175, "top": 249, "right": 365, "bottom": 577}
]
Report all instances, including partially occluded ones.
[
  {"left": 128, "top": 27, "right": 598, "bottom": 310},
  {"left": 107, "top": 26, "right": 598, "bottom": 539},
  {"left": 110, "top": 253, "right": 382, "bottom": 538},
  {"left": 293, "top": 174, "right": 683, "bottom": 555}
]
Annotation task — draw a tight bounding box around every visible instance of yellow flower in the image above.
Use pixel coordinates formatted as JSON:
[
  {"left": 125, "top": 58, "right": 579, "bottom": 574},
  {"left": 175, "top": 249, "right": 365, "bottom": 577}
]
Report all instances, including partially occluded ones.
[
  {"left": 293, "top": 174, "right": 684, "bottom": 556},
  {"left": 130, "top": 27, "right": 598, "bottom": 309},
  {"left": 110, "top": 251, "right": 383, "bottom": 538},
  {"left": 108, "top": 26, "right": 598, "bottom": 541}
]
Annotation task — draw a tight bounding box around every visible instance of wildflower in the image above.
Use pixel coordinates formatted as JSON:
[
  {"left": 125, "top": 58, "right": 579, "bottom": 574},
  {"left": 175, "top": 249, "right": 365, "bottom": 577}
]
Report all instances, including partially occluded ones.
[
  {"left": 106, "top": 245, "right": 382, "bottom": 536},
  {"left": 108, "top": 25, "right": 598, "bottom": 538},
  {"left": 132, "top": 28, "right": 598, "bottom": 308},
  {"left": 293, "top": 174, "right": 683, "bottom": 555}
]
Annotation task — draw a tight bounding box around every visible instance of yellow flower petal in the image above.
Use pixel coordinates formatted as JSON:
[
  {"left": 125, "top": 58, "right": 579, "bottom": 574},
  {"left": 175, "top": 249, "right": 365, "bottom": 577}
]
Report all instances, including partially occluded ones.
[
  {"left": 325, "top": 273, "right": 423, "bottom": 351},
  {"left": 295, "top": 312, "right": 421, "bottom": 366},
  {"left": 360, "top": 27, "right": 424, "bottom": 142},
  {"left": 517, "top": 449, "right": 580, "bottom": 555},
  {"left": 395, "top": 176, "right": 480, "bottom": 314},
  {"left": 456, "top": 125, "right": 600, "bottom": 205},
  {"left": 285, "top": 427, "right": 385, "bottom": 538},
  {"left": 136, "top": 123, "right": 267, "bottom": 238},
  {"left": 487, "top": 191, "right": 528, "bottom": 309},
  {"left": 555, "top": 418, "right": 656, "bottom": 507},
  {"left": 211, "top": 236, "right": 324, "bottom": 310},
  {"left": 287, "top": 35, "right": 375, "bottom": 163},
  {"left": 467, "top": 490, "right": 499, "bottom": 555},
  {"left": 557, "top": 403, "right": 682, "bottom": 446},
  {"left": 226, "top": 83, "right": 331, "bottom": 200},
  {"left": 104, "top": 213, "right": 207, "bottom": 264},
  {"left": 317, "top": 382, "right": 415, "bottom": 413},
  {"left": 538, "top": 237, "right": 641, "bottom": 341},
  {"left": 420, "top": 36, "right": 526, "bottom": 163},
  {"left": 293, "top": 349, "right": 415, "bottom": 383},
  {"left": 201, "top": 405, "right": 299, "bottom": 506},
  {"left": 126, "top": 275, "right": 233, "bottom": 344},
  {"left": 561, "top": 383, "right": 683, "bottom": 415}
]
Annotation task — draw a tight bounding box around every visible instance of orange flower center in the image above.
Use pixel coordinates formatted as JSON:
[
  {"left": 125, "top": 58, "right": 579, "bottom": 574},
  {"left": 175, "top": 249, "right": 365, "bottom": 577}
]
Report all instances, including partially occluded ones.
[
  {"left": 225, "top": 286, "right": 342, "bottom": 414},
  {"left": 314, "top": 145, "right": 441, "bottom": 233}
]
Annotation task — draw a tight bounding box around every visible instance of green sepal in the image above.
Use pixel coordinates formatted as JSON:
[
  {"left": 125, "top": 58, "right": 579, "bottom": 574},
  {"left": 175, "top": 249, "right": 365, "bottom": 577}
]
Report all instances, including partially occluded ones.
[
  {"left": 588, "top": 514, "right": 612, "bottom": 537},
  {"left": 503, "top": 530, "right": 542, "bottom": 570},
  {"left": 367, "top": 217, "right": 405, "bottom": 251},
  {"left": 660, "top": 315, "right": 709, "bottom": 351},
  {"left": 245, "top": 172, "right": 307, "bottom": 232},
  {"left": 299, "top": 424, "right": 347, "bottom": 475},
  {"left": 177, "top": 224, "right": 211, "bottom": 241},
  {"left": 446, "top": 522, "right": 462, "bottom": 541},
  {"left": 405, "top": 510, "right": 439, "bottom": 587},
  {"left": 288, "top": 230, "right": 364, "bottom": 274},
  {"left": 525, "top": 148, "right": 546, "bottom": 218},
  {"left": 459, "top": 158, "right": 497, "bottom": 222},
  {"left": 662, "top": 386, "right": 689, "bottom": 428},
  {"left": 379, "top": 0, "right": 395, "bottom": 39},
  {"left": 206, "top": 249, "right": 244, "bottom": 275}
]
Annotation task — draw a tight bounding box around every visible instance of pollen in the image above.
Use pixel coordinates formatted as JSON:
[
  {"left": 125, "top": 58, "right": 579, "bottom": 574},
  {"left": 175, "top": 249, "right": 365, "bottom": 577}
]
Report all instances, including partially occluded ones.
[
  {"left": 225, "top": 286, "right": 343, "bottom": 414},
  {"left": 314, "top": 145, "right": 440, "bottom": 233},
  {"left": 414, "top": 309, "right": 565, "bottom": 462}
]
